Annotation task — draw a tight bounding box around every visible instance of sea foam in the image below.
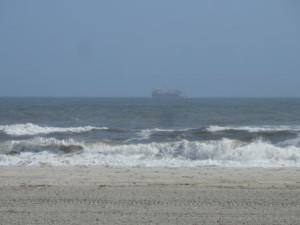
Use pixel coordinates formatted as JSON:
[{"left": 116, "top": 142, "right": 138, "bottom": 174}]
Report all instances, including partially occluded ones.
[
  {"left": 206, "top": 125, "right": 300, "bottom": 133},
  {"left": 0, "top": 123, "right": 108, "bottom": 136},
  {"left": 0, "top": 137, "right": 299, "bottom": 167}
]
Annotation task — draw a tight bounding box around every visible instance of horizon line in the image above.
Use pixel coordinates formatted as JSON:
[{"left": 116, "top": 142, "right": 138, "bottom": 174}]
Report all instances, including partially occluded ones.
[{"left": 1, "top": 96, "right": 300, "bottom": 99}]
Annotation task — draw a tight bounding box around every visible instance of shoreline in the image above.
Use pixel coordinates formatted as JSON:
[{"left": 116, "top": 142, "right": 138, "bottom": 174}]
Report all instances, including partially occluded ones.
[
  {"left": 1, "top": 166, "right": 299, "bottom": 187},
  {"left": 1, "top": 166, "right": 299, "bottom": 224}
]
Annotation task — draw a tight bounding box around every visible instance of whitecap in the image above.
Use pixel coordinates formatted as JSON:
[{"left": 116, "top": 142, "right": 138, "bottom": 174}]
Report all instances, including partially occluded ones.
[
  {"left": 206, "top": 125, "right": 300, "bottom": 133},
  {"left": 0, "top": 123, "right": 108, "bottom": 136}
]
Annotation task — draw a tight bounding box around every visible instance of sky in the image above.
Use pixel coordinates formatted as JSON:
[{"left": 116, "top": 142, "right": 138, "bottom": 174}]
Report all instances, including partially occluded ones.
[{"left": 0, "top": 0, "right": 299, "bottom": 97}]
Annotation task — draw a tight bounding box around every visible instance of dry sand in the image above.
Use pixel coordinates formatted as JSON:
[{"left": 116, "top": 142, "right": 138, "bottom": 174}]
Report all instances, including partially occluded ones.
[{"left": 0, "top": 166, "right": 299, "bottom": 225}]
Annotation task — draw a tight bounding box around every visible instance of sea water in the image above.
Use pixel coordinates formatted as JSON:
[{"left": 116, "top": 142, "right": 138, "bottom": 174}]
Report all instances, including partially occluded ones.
[{"left": 0, "top": 97, "right": 300, "bottom": 167}]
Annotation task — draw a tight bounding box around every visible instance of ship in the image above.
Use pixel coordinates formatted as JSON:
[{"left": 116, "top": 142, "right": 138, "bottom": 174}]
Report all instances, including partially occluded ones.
[{"left": 151, "top": 89, "right": 187, "bottom": 98}]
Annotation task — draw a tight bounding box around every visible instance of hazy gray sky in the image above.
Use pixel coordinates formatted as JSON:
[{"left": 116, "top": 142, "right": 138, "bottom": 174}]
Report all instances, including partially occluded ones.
[{"left": 0, "top": 0, "right": 299, "bottom": 97}]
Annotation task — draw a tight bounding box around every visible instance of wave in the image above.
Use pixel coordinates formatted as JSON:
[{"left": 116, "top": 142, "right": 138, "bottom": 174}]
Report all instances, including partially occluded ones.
[
  {"left": 139, "top": 126, "right": 300, "bottom": 138},
  {"left": 0, "top": 137, "right": 84, "bottom": 155},
  {"left": 0, "top": 123, "right": 108, "bottom": 136},
  {"left": 0, "top": 137, "right": 299, "bottom": 167},
  {"left": 135, "top": 127, "right": 298, "bottom": 144},
  {"left": 206, "top": 125, "right": 300, "bottom": 133},
  {"left": 138, "top": 128, "right": 179, "bottom": 139}
]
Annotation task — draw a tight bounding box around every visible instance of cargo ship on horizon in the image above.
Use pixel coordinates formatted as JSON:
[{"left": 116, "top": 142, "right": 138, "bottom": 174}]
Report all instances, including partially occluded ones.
[{"left": 151, "top": 89, "right": 187, "bottom": 98}]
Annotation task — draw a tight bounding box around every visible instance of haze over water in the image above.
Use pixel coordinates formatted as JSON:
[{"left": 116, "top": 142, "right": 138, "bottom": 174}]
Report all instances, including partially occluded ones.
[{"left": 1, "top": 1, "right": 300, "bottom": 97}]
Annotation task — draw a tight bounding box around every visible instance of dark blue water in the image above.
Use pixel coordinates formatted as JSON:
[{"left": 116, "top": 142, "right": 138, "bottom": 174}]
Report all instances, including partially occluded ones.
[
  {"left": 0, "top": 98, "right": 300, "bottom": 167},
  {"left": 1, "top": 97, "right": 300, "bottom": 127}
]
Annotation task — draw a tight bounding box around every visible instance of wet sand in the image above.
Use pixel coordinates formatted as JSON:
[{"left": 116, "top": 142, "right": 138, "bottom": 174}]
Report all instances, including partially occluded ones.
[{"left": 0, "top": 166, "right": 299, "bottom": 225}]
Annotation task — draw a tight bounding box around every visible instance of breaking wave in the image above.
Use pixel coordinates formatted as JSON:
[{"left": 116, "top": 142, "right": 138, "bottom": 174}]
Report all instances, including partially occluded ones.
[
  {"left": 206, "top": 125, "right": 300, "bottom": 133},
  {"left": 0, "top": 123, "right": 108, "bottom": 136},
  {"left": 0, "top": 137, "right": 84, "bottom": 155},
  {"left": 135, "top": 126, "right": 299, "bottom": 144},
  {"left": 0, "top": 137, "right": 299, "bottom": 167},
  {"left": 139, "top": 126, "right": 300, "bottom": 138}
]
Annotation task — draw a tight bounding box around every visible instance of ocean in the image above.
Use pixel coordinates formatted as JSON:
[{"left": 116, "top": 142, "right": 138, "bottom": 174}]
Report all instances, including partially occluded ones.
[{"left": 0, "top": 97, "right": 299, "bottom": 167}]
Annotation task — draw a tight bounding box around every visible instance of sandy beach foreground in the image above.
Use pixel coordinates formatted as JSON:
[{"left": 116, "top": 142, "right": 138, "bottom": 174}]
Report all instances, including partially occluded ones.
[{"left": 0, "top": 167, "right": 299, "bottom": 225}]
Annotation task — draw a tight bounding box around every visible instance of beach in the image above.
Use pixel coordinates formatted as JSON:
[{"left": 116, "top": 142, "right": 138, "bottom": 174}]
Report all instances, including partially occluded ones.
[{"left": 0, "top": 166, "right": 299, "bottom": 225}]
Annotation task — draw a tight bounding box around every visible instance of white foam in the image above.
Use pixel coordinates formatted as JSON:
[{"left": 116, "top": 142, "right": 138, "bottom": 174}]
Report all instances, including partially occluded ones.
[
  {"left": 0, "top": 123, "right": 108, "bottom": 136},
  {"left": 206, "top": 125, "right": 300, "bottom": 133},
  {"left": 0, "top": 138, "right": 299, "bottom": 167}
]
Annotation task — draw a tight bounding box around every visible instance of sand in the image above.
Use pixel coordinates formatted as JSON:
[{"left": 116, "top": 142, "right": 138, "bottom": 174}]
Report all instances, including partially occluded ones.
[{"left": 0, "top": 166, "right": 299, "bottom": 225}]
